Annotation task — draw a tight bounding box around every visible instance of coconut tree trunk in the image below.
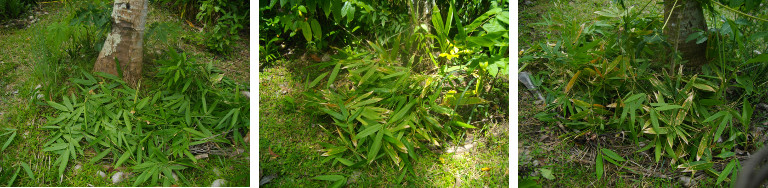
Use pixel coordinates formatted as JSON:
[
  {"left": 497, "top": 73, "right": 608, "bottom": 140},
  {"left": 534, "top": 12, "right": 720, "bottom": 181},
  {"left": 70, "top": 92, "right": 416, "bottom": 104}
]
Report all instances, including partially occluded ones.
[
  {"left": 663, "top": 0, "right": 708, "bottom": 67},
  {"left": 93, "top": 0, "right": 149, "bottom": 87}
]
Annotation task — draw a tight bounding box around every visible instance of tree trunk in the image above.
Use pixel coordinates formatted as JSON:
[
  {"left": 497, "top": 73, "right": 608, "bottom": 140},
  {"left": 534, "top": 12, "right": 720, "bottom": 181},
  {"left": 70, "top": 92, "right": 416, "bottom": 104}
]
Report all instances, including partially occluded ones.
[
  {"left": 93, "top": 0, "right": 149, "bottom": 87},
  {"left": 663, "top": 0, "right": 708, "bottom": 67}
]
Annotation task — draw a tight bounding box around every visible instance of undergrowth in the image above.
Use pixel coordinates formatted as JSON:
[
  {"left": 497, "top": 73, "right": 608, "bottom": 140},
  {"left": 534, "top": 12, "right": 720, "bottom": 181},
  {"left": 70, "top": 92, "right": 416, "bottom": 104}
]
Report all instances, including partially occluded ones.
[{"left": 520, "top": 0, "right": 768, "bottom": 186}]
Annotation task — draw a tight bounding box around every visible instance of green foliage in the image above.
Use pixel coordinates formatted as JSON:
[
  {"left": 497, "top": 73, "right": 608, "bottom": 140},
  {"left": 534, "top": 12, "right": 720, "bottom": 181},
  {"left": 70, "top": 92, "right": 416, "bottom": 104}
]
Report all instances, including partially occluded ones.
[
  {"left": 0, "top": 0, "right": 33, "bottom": 22},
  {"left": 200, "top": 11, "right": 246, "bottom": 54},
  {"left": 525, "top": 1, "right": 768, "bottom": 186},
  {"left": 0, "top": 128, "right": 17, "bottom": 152},
  {"left": 41, "top": 52, "right": 249, "bottom": 186}
]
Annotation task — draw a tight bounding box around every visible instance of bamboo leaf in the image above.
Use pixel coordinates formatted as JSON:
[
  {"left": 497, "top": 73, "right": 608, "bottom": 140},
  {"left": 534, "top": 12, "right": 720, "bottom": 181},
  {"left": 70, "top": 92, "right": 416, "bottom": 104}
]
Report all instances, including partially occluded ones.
[
  {"left": 335, "top": 157, "right": 355, "bottom": 166},
  {"left": 354, "top": 124, "right": 382, "bottom": 139},
  {"left": 564, "top": 70, "right": 581, "bottom": 94},
  {"left": 595, "top": 153, "right": 604, "bottom": 179},
  {"left": 1, "top": 131, "right": 16, "bottom": 152},
  {"left": 89, "top": 149, "right": 112, "bottom": 165},
  {"left": 703, "top": 111, "right": 728, "bottom": 123},
  {"left": 717, "top": 159, "right": 737, "bottom": 184},
  {"left": 47, "top": 101, "right": 69, "bottom": 112},
  {"left": 115, "top": 150, "right": 132, "bottom": 168},
  {"left": 7, "top": 166, "right": 20, "bottom": 186},
  {"left": 388, "top": 100, "right": 415, "bottom": 124},
  {"left": 367, "top": 131, "right": 384, "bottom": 164},
  {"left": 20, "top": 162, "right": 34, "bottom": 179},
  {"left": 655, "top": 105, "right": 683, "bottom": 111},
  {"left": 600, "top": 149, "right": 626, "bottom": 162},
  {"left": 453, "top": 121, "right": 477, "bottom": 129},
  {"left": 313, "top": 175, "right": 345, "bottom": 181},
  {"left": 309, "top": 72, "right": 329, "bottom": 88},
  {"left": 327, "top": 63, "right": 341, "bottom": 88},
  {"left": 714, "top": 114, "right": 731, "bottom": 142},
  {"left": 43, "top": 143, "right": 68, "bottom": 152},
  {"left": 58, "top": 150, "right": 69, "bottom": 177}
]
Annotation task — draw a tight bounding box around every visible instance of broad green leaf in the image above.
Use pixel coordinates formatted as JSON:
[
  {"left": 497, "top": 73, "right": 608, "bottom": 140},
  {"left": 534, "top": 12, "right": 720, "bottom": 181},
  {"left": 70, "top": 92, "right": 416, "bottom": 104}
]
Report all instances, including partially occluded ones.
[
  {"left": 1, "top": 131, "right": 16, "bottom": 152},
  {"left": 715, "top": 152, "right": 735, "bottom": 159},
  {"left": 335, "top": 157, "right": 355, "bottom": 166},
  {"left": 350, "top": 98, "right": 382, "bottom": 109},
  {"left": 183, "top": 128, "right": 207, "bottom": 138},
  {"left": 115, "top": 150, "right": 132, "bottom": 168},
  {"left": 341, "top": 1, "right": 354, "bottom": 23},
  {"left": 703, "top": 111, "right": 728, "bottom": 123},
  {"left": 309, "top": 72, "right": 329, "bottom": 88},
  {"left": 89, "top": 149, "right": 112, "bottom": 164},
  {"left": 655, "top": 105, "right": 683, "bottom": 111},
  {"left": 624, "top": 93, "right": 646, "bottom": 103},
  {"left": 330, "top": 179, "right": 346, "bottom": 188},
  {"left": 355, "top": 124, "right": 382, "bottom": 139},
  {"left": 596, "top": 152, "right": 603, "bottom": 179},
  {"left": 47, "top": 101, "right": 69, "bottom": 112},
  {"left": 58, "top": 150, "right": 69, "bottom": 177},
  {"left": 383, "top": 135, "right": 408, "bottom": 153},
  {"left": 714, "top": 114, "right": 731, "bottom": 142},
  {"left": 367, "top": 131, "right": 384, "bottom": 164},
  {"left": 654, "top": 138, "right": 661, "bottom": 162},
  {"left": 540, "top": 168, "right": 555, "bottom": 180},
  {"left": 746, "top": 54, "right": 768, "bottom": 64},
  {"left": 20, "top": 162, "right": 34, "bottom": 179},
  {"left": 678, "top": 161, "right": 713, "bottom": 172},
  {"left": 327, "top": 63, "right": 341, "bottom": 88},
  {"left": 311, "top": 19, "right": 322, "bottom": 40},
  {"left": 358, "top": 64, "right": 377, "bottom": 86},
  {"left": 321, "top": 107, "right": 346, "bottom": 121},
  {"left": 697, "top": 135, "right": 709, "bottom": 161},
  {"left": 43, "top": 143, "right": 68, "bottom": 152},
  {"left": 300, "top": 21, "right": 312, "bottom": 42},
  {"left": 7, "top": 166, "right": 20, "bottom": 186},
  {"left": 717, "top": 159, "right": 737, "bottom": 184},
  {"left": 600, "top": 149, "right": 626, "bottom": 162},
  {"left": 388, "top": 100, "right": 415, "bottom": 124},
  {"left": 321, "top": 146, "right": 348, "bottom": 156},
  {"left": 453, "top": 121, "right": 477, "bottom": 129},
  {"left": 313, "top": 175, "right": 345, "bottom": 181}
]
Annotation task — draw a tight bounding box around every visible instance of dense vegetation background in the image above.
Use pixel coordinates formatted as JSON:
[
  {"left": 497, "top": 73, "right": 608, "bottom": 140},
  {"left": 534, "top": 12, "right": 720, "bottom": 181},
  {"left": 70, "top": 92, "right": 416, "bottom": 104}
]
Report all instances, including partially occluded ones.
[
  {"left": 259, "top": 0, "right": 510, "bottom": 187},
  {"left": 519, "top": 0, "right": 768, "bottom": 187},
  {"left": 0, "top": 0, "right": 250, "bottom": 186}
]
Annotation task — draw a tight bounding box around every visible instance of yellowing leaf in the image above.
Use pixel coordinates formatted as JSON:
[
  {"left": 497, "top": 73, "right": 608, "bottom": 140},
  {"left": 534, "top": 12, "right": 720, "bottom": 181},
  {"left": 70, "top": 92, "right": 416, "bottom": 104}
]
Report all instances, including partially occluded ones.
[
  {"left": 481, "top": 167, "right": 491, "bottom": 171},
  {"left": 564, "top": 70, "right": 581, "bottom": 94}
]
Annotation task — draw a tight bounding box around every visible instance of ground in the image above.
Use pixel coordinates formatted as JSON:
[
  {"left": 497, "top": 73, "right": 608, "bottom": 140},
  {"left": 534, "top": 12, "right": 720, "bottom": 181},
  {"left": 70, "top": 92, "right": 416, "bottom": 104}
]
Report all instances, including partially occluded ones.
[{"left": 0, "top": 2, "right": 250, "bottom": 186}]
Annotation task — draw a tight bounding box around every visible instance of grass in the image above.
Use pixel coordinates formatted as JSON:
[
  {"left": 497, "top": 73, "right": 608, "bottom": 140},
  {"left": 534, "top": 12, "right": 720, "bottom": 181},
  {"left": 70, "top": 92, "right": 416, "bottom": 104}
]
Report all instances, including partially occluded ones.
[
  {"left": 0, "top": 2, "right": 250, "bottom": 186},
  {"left": 259, "top": 56, "right": 509, "bottom": 187}
]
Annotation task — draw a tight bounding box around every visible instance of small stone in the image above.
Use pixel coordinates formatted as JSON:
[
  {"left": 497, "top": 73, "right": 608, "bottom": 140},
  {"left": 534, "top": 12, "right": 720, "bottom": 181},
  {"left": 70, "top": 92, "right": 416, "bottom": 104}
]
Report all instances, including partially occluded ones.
[
  {"left": 259, "top": 175, "right": 277, "bottom": 186},
  {"left": 679, "top": 176, "right": 694, "bottom": 187},
  {"left": 97, "top": 171, "right": 107, "bottom": 178},
  {"left": 37, "top": 94, "right": 44, "bottom": 100},
  {"left": 112, "top": 172, "right": 125, "bottom": 184},
  {"left": 211, "top": 179, "right": 226, "bottom": 187},
  {"left": 171, "top": 172, "right": 179, "bottom": 181},
  {"left": 347, "top": 171, "right": 362, "bottom": 185},
  {"left": 73, "top": 164, "right": 82, "bottom": 174},
  {"left": 213, "top": 168, "right": 222, "bottom": 176}
]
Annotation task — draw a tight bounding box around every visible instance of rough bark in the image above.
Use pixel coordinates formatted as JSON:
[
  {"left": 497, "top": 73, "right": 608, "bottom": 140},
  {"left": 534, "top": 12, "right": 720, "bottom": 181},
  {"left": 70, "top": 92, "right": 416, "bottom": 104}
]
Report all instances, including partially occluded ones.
[
  {"left": 663, "top": 0, "right": 708, "bottom": 67},
  {"left": 93, "top": 0, "right": 148, "bottom": 87}
]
